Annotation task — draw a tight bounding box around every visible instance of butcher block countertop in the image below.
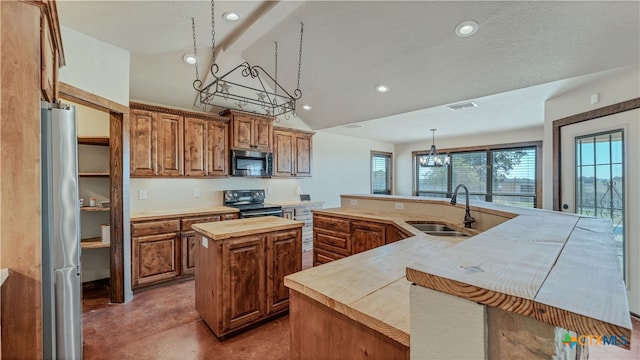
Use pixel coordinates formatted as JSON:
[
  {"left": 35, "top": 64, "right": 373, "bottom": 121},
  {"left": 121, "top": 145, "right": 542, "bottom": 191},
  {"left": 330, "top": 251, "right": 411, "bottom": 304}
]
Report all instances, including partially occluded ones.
[
  {"left": 130, "top": 206, "right": 239, "bottom": 221},
  {"left": 285, "top": 236, "right": 457, "bottom": 347},
  {"left": 286, "top": 195, "right": 632, "bottom": 349},
  {"left": 192, "top": 216, "right": 303, "bottom": 241}
]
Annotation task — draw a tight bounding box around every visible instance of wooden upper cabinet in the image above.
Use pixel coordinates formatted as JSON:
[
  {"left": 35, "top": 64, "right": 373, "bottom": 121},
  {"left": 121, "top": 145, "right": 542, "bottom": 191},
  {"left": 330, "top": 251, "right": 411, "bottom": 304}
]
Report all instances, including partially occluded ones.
[
  {"left": 156, "top": 113, "right": 184, "bottom": 176},
  {"left": 41, "top": 13, "right": 58, "bottom": 102},
  {"left": 184, "top": 116, "right": 229, "bottom": 177},
  {"left": 273, "top": 130, "right": 294, "bottom": 176},
  {"left": 273, "top": 127, "right": 314, "bottom": 177},
  {"left": 130, "top": 109, "right": 157, "bottom": 176},
  {"left": 223, "top": 109, "right": 274, "bottom": 152},
  {"left": 207, "top": 120, "right": 229, "bottom": 176},
  {"left": 294, "top": 132, "right": 312, "bottom": 177},
  {"left": 184, "top": 117, "right": 207, "bottom": 177},
  {"left": 130, "top": 103, "right": 229, "bottom": 177}
]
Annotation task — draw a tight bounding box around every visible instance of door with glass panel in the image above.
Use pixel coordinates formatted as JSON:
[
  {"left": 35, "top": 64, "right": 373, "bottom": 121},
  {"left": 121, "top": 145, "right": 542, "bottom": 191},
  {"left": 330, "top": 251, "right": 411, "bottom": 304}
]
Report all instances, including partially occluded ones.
[{"left": 560, "top": 108, "right": 639, "bottom": 314}]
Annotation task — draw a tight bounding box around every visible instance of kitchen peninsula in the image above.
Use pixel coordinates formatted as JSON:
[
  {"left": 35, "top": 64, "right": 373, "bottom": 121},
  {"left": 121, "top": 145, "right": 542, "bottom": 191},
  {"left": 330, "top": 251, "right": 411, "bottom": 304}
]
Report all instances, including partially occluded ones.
[
  {"left": 285, "top": 194, "right": 632, "bottom": 359},
  {"left": 193, "top": 216, "right": 303, "bottom": 337}
]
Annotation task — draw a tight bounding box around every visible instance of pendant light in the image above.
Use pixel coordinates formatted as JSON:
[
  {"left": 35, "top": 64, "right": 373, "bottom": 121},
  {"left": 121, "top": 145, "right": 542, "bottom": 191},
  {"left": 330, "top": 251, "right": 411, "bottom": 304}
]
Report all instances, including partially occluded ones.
[{"left": 419, "top": 129, "right": 450, "bottom": 167}]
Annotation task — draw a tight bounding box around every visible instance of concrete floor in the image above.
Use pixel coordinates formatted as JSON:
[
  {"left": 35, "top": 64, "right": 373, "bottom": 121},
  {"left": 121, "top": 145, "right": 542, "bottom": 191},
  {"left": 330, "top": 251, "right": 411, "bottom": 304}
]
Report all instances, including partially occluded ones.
[{"left": 82, "top": 251, "right": 639, "bottom": 360}]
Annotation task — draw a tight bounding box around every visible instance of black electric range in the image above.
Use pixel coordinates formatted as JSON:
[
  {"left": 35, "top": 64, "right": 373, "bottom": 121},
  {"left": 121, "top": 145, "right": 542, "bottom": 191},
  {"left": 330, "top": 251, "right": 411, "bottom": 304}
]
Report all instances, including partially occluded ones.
[{"left": 223, "top": 189, "right": 283, "bottom": 218}]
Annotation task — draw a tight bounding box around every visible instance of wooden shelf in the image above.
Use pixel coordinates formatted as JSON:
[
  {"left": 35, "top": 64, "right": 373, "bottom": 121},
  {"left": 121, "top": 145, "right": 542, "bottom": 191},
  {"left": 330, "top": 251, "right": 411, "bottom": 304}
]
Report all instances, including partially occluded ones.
[
  {"left": 81, "top": 237, "right": 109, "bottom": 249},
  {"left": 78, "top": 136, "right": 109, "bottom": 146},
  {"left": 79, "top": 172, "right": 109, "bottom": 177},
  {"left": 81, "top": 207, "right": 110, "bottom": 212}
]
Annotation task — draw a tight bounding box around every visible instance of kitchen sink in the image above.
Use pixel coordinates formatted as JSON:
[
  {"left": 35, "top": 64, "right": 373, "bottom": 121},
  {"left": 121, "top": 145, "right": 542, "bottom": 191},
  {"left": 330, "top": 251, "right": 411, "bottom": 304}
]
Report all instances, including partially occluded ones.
[{"left": 406, "top": 221, "right": 470, "bottom": 237}]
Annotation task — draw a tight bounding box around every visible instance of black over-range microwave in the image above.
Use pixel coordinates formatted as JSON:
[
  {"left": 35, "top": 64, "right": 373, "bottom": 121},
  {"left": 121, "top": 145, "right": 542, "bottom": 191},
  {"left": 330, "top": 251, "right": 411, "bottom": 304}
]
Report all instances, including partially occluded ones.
[{"left": 230, "top": 149, "right": 273, "bottom": 177}]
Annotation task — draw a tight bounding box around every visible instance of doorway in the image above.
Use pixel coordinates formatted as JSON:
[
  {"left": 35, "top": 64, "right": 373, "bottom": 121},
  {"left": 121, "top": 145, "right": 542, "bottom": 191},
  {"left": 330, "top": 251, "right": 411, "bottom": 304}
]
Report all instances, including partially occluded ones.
[{"left": 554, "top": 100, "right": 639, "bottom": 315}]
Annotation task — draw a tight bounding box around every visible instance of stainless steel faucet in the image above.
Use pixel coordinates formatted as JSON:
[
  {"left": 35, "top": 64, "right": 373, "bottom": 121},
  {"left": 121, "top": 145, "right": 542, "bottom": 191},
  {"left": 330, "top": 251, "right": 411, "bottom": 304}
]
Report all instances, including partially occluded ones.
[{"left": 450, "top": 184, "right": 475, "bottom": 228}]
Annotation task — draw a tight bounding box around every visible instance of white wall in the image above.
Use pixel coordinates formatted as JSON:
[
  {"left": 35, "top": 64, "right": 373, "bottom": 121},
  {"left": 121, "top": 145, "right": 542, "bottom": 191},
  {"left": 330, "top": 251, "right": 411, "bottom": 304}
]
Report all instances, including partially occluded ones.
[
  {"left": 394, "top": 126, "right": 544, "bottom": 196},
  {"left": 59, "top": 26, "right": 130, "bottom": 106},
  {"left": 130, "top": 129, "right": 394, "bottom": 212},
  {"left": 542, "top": 65, "right": 640, "bottom": 209}
]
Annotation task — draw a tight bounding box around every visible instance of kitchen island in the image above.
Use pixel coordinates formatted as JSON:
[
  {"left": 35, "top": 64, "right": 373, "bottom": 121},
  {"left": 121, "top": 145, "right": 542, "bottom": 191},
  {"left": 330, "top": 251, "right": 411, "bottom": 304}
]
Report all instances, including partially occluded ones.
[
  {"left": 193, "top": 216, "right": 303, "bottom": 337},
  {"left": 285, "top": 194, "right": 631, "bottom": 359}
]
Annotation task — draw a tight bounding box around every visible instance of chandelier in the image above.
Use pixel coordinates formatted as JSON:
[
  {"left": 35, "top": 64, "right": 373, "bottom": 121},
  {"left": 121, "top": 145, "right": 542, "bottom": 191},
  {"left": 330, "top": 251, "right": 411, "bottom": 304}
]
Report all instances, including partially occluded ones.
[
  {"left": 190, "top": 0, "right": 304, "bottom": 118},
  {"left": 419, "top": 129, "right": 450, "bottom": 167}
]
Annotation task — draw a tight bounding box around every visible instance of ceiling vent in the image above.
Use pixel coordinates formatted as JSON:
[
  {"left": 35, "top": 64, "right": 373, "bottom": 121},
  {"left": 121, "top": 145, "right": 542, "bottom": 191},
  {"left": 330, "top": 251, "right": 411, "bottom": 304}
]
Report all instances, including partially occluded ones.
[
  {"left": 447, "top": 101, "right": 477, "bottom": 111},
  {"left": 344, "top": 124, "right": 363, "bottom": 129}
]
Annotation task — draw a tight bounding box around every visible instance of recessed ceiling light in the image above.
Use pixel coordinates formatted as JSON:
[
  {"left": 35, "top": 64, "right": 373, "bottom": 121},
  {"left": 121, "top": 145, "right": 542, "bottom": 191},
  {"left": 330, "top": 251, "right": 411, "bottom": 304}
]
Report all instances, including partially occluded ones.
[
  {"left": 222, "top": 11, "right": 240, "bottom": 22},
  {"left": 455, "top": 20, "right": 479, "bottom": 37},
  {"left": 375, "top": 84, "right": 389, "bottom": 93},
  {"left": 302, "top": 104, "right": 312, "bottom": 110},
  {"left": 182, "top": 53, "right": 197, "bottom": 65}
]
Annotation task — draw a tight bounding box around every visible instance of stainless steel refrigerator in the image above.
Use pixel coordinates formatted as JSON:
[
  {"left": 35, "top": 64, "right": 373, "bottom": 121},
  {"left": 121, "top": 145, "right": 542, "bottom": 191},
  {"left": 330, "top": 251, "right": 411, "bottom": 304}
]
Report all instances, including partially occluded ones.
[{"left": 41, "top": 101, "right": 82, "bottom": 360}]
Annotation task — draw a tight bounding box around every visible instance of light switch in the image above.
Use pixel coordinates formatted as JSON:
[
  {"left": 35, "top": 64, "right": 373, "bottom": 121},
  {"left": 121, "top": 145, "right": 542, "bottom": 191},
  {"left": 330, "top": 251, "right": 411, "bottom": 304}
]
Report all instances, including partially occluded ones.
[{"left": 138, "top": 190, "right": 147, "bottom": 200}]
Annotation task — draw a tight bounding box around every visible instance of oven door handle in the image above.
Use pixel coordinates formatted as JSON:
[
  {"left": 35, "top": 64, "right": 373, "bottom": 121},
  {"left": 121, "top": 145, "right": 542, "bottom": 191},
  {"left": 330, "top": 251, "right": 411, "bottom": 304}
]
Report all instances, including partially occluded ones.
[{"left": 241, "top": 210, "right": 283, "bottom": 218}]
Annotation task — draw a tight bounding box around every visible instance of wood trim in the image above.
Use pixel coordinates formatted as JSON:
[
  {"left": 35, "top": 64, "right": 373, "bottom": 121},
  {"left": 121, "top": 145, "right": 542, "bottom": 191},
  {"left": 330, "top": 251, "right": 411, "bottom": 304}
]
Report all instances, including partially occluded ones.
[
  {"left": 110, "top": 111, "right": 126, "bottom": 303},
  {"left": 273, "top": 126, "right": 316, "bottom": 135},
  {"left": 41, "top": 0, "right": 64, "bottom": 66},
  {"left": 551, "top": 97, "right": 640, "bottom": 210},
  {"left": 78, "top": 136, "right": 109, "bottom": 146},
  {"left": 59, "top": 82, "right": 129, "bottom": 114},
  {"left": 220, "top": 108, "right": 272, "bottom": 118},
  {"left": 130, "top": 102, "right": 229, "bottom": 123},
  {"left": 60, "top": 82, "right": 129, "bottom": 303}
]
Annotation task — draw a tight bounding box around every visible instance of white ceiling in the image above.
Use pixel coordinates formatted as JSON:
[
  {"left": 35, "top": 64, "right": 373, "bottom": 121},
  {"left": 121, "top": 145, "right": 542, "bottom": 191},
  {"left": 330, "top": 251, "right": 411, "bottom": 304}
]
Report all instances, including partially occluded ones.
[{"left": 57, "top": 1, "right": 640, "bottom": 144}]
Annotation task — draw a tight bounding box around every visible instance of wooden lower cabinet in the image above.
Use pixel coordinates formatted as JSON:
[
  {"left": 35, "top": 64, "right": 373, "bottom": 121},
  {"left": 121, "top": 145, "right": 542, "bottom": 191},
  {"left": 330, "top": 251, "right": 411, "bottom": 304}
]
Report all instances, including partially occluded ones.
[
  {"left": 132, "top": 232, "right": 179, "bottom": 287},
  {"left": 313, "top": 214, "right": 410, "bottom": 265},
  {"left": 351, "top": 221, "right": 386, "bottom": 254},
  {"left": 266, "top": 230, "right": 301, "bottom": 314},
  {"left": 131, "top": 212, "right": 237, "bottom": 289},
  {"left": 289, "top": 290, "right": 409, "bottom": 359},
  {"left": 196, "top": 228, "right": 302, "bottom": 337},
  {"left": 223, "top": 236, "right": 266, "bottom": 332}
]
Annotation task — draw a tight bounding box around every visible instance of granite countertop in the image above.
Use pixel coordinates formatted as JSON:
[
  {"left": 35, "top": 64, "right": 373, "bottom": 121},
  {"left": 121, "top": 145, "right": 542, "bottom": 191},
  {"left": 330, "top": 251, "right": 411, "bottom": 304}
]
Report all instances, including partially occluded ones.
[
  {"left": 130, "top": 206, "right": 239, "bottom": 221},
  {"left": 285, "top": 195, "right": 632, "bottom": 349},
  {"left": 192, "top": 216, "right": 303, "bottom": 241}
]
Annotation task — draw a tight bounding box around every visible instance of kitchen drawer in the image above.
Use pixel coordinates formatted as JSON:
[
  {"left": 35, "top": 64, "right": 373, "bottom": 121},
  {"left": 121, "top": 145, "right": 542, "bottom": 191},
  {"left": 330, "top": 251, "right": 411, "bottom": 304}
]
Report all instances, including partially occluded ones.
[
  {"left": 314, "top": 230, "right": 350, "bottom": 256},
  {"left": 181, "top": 215, "right": 221, "bottom": 230},
  {"left": 294, "top": 207, "right": 311, "bottom": 216},
  {"left": 314, "top": 215, "right": 350, "bottom": 234},
  {"left": 222, "top": 213, "right": 239, "bottom": 221},
  {"left": 314, "top": 247, "right": 345, "bottom": 265},
  {"left": 131, "top": 219, "right": 181, "bottom": 237}
]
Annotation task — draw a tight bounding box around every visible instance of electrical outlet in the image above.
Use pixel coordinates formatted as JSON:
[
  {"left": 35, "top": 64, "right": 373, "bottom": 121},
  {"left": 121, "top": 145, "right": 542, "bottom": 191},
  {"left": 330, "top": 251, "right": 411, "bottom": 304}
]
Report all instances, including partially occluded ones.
[
  {"left": 296, "top": 186, "right": 302, "bottom": 195},
  {"left": 202, "top": 236, "right": 208, "bottom": 248},
  {"left": 266, "top": 186, "right": 272, "bottom": 195},
  {"left": 395, "top": 202, "right": 404, "bottom": 210},
  {"left": 138, "top": 190, "right": 147, "bottom": 200},
  {"left": 350, "top": 199, "right": 358, "bottom": 205},
  {"left": 193, "top": 188, "right": 201, "bottom": 198}
]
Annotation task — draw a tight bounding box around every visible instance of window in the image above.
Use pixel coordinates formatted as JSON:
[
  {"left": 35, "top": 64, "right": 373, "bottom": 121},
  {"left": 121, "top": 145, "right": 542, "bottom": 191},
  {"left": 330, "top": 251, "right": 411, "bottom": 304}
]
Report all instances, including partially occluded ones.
[
  {"left": 414, "top": 142, "right": 541, "bottom": 208},
  {"left": 371, "top": 151, "right": 393, "bottom": 195}
]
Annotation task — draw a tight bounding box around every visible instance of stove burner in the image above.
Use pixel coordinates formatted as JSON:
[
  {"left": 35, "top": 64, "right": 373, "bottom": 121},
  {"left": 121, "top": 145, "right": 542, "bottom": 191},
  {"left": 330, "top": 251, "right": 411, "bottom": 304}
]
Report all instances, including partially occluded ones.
[{"left": 223, "top": 189, "right": 282, "bottom": 218}]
